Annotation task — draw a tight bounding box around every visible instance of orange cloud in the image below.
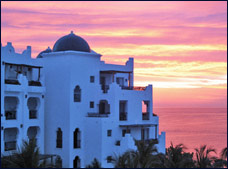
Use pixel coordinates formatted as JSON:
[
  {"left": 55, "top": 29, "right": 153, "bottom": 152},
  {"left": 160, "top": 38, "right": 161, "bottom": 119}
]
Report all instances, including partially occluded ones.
[{"left": 1, "top": 1, "right": 227, "bottom": 108}]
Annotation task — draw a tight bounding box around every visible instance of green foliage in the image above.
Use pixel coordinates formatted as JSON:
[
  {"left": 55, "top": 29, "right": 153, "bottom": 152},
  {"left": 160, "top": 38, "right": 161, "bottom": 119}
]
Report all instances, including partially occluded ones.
[
  {"left": 220, "top": 147, "right": 227, "bottom": 160},
  {"left": 55, "top": 155, "right": 63, "bottom": 168},
  {"left": 1, "top": 139, "right": 40, "bottom": 168},
  {"left": 110, "top": 141, "right": 227, "bottom": 168},
  {"left": 111, "top": 139, "right": 159, "bottom": 168},
  {"left": 194, "top": 145, "right": 217, "bottom": 168},
  {"left": 86, "top": 158, "right": 101, "bottom": 168},
  {"left": 165, "top": 142, "right": 195, "bottom": 168},
  {"left": 1, "top": 139, "right": 60, "bottom": 168}
]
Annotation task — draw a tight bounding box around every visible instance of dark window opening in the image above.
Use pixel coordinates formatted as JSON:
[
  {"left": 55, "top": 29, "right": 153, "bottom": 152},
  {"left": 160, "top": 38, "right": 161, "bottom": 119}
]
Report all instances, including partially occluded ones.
[
  {"left": 107, "top": 130, "right": 112, "bottom": 137},
  {"left": 122, "top": 129, "right": 130, "bottom": 137},
  {"left": 119, "top": 101, "right": 127, "bottom": 121},
  {"left": 56, "top": 128, "right": 62, "bottom": 148},
  {"left": 99, "top": 100, "right": 110, "bottom": 114},
  {"left": 74, "top": 128, "right": 81, "bottom": 149},
  {"left": 90, "top": 102, "right": 94, "bottom": 108},
  {"left": 90, "top": 76, "right": 95, "bottom": 83},
  {"left": 116, "top": 77, "right": 124, "bottom": 87},
  {"left": 141, "top": 128, "right": 149, "bottom": 141},
  {"left": 73, "top": 156, "right": 81, "bottom": 168},
  {"left": 74, "top": 86, "right": 81, "bottom": 102},
  {"left": 115, "top": 140, "right": 120, "bottom": 146}
]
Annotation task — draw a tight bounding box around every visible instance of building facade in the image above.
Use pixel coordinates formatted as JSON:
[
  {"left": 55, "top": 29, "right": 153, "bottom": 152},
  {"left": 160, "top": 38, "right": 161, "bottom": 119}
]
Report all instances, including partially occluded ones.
[
  {"left": 1, "top": 42, "right": 45, "bottom": 155},
  {"left": 1, "top": 32, "right": 165, "bottom": 168}
]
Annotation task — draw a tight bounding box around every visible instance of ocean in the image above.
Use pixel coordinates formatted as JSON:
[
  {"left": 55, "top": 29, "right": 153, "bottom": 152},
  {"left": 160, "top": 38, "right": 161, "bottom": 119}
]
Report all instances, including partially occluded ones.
[{"left": 154, "top": 108, "right": 227, "bottom": 156}]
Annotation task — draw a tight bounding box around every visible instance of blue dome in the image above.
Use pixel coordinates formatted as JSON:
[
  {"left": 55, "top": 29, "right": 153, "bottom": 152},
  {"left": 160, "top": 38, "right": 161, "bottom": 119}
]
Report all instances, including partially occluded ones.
[
  {"left": 37, "top": 47, "right": 52, "bottom": 58},
  {"left": 53, "top": 31, "right": 91, "bottom": 52}
]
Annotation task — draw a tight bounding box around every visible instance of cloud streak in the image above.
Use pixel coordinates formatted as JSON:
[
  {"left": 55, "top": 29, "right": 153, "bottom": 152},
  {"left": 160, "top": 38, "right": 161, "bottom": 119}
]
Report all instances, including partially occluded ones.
[{"left": 1, "top": 1, "right": 227, "bottom": 107}]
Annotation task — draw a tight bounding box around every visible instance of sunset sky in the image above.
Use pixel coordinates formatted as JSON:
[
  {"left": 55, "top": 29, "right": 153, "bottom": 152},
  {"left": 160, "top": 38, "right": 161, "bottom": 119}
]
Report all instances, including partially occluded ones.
[{"left": 1, "top": 1, "right": 227, "bottom": 108}]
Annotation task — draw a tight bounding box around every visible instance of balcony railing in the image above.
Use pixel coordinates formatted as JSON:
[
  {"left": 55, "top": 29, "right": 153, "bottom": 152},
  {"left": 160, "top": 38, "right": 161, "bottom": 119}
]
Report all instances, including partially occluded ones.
[
  {"left": 121, "top": 86, "right": 146, "bottom": 91},
  {"left": 5, "top": 111, "right": 16, "bottom": 120},
  {"left": 142, "top": 112, "right": 150, "bottom": 120},
  {"left": 5, "top": 79, "right": 20, "bottom": 85},
  {"left": 101, "top": 85, "right": 109, "bottom": 93},
  {"left": 28, "top": 81, "right": 42, "bottom": 86},
  {"left": 144, "top": 138, "right": 159, "bottom": 144},
  {"left": 29, "top": 110, "right": 37, "bottom": 119},
  {"left": 87, "top": 112, "right": 110, "bottom": 117},
  {"left": 5, "top": 141, "right": 17, "bottom": 151},
  {"left": 119, "top": 112, "right": 127, "bottom": 121}
]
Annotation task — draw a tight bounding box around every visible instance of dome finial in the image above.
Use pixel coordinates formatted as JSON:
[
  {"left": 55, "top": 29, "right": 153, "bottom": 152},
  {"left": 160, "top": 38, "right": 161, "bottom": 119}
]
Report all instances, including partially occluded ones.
[{"left": 71, "top": 30, "right": 74, "bottom": 34}]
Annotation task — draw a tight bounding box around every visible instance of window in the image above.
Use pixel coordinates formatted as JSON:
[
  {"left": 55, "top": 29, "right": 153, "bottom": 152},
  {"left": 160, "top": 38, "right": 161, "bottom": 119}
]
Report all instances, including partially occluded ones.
[
  {"left": 116, "top": 77, "right": 124, "bottom": 87},
  {"left": 74, "top": 128, "right": 81, "bottom": 148},
  {"left": 141, "top": 128, "right": 149, "bottom": 141},
  {"left": 73, "top": 156, "right": 81, "bottom": 168},
  {"left": 74, "top": 86, "right": 81, "bottom": 102},
  {"left": 90, "top": 76, "right": 95, "bottom": 83},
  {"left": 107, "top": 130, "right": 112, "bottom": 137},
  {"left": 119, "top": 101, "right": 127, "bottom": 121},
  {"left": 142, "top": 101, "right": 150, "bottom": 120},
  {"left": 122, "top": 129, "right": 130, "bottom": 137},
  {"left": 56, "top": 128, "right": 62, "bottom": 148},
  {"left": 115, "top": 140, "right": 120, "bottom": 146},
  {"left": 90, "top": 102, "right": 94, "bottom": 108}
]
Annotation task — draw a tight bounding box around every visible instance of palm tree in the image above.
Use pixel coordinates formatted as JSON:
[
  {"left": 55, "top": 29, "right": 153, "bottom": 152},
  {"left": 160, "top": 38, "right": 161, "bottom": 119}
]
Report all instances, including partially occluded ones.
[
  {"left": 86, "top": 158, "right": 101, "bottom": 168},
  {"left": 1, "top": 139, "right": 47, "bottom": 168},
  {"left": 194, "top": 144, "right": 217, "bottom": 168},
  {"left": 111, "top": 139, "right": 159, "bottom": 168},
  {"left": 213, "top": 147, "right": 227, "bottom": 168},
  {"left": 220, "top": 147, "right": 227, "bottom": 160},
  {"left": 165, "top": 142, "right": 194, "bottom": 168},
  {"left": 110, "top": 150, "right": 138, "bottom": 168},
  {"left": 149, "top": 153, "right": 167, "bottom": 168},
  {"left": 133, "top": 139, "right": 158, "bottom": 168}
]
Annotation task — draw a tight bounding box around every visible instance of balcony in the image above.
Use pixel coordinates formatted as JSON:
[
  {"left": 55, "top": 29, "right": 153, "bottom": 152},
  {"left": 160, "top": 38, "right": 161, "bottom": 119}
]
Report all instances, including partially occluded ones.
[
  {"left": 29, "top": 110, "right": 37, "bottom": 119},
  {"left": 121, "top": 86, "right": 146, "bottom": 91},
  {"left": 119, "top": 112, "right": 127, "bottom": 121},
  {"left": 5, "top": 79, "right": 20, "bottom": 85},
  {"left": 4, "top": 62, "right": 43, "bottom": 87},
  {"left": 144, "top": 138, "right": 159, "bottom": 144},
  {"left": 5, "top": 141, "right": 17, "bottom": 151},
  {"left": 87, "top": 112, "right": 110, "bottom": 117},
  {"left": 5, "top": 111, "right": 16, "bottom": 120},
  {"left": 142, "top": 112, "right": 150, "bottom": 120},
  {"left": 28, "top": 80, "right": 42, "bottom": 86}
]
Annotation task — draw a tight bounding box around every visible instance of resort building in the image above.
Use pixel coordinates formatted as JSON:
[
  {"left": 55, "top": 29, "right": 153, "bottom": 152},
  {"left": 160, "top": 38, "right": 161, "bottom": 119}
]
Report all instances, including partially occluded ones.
[
  {"left": 1, "top": 31, "right": 166, "bottom": 168},
  {"left": 1, "top": 42, "right": 45, "bottom": 154}
]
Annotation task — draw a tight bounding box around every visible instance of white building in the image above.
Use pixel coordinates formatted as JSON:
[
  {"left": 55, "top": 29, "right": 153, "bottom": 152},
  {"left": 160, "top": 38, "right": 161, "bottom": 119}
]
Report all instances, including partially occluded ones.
[
  {"left": 1, "top": 31, "right": 166, "bottom": 168},
  {"left": 1, "top": 42, "right": 45, "bottom": 155}
]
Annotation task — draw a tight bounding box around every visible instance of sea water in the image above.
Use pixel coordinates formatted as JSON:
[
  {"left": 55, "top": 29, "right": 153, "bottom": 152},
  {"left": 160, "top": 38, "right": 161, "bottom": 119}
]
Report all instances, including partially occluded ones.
[{"left": 154, "top": 108, "right": 227, "bottom": 156}]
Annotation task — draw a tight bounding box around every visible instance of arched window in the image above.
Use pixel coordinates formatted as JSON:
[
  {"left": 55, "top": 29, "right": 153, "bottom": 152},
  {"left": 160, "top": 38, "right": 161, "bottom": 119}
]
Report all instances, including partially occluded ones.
[
  {"left": 74, "top": 86, "right": 81, "bottom": 102},
  {"left": 73, "top": 156, "right": 80, "bottom": 168},
  {"left": 74, "top": 128, "right": 81, "bottom": 148},
  {"left": 56, "top": 128, "right": 62, "bottom": 148}
]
